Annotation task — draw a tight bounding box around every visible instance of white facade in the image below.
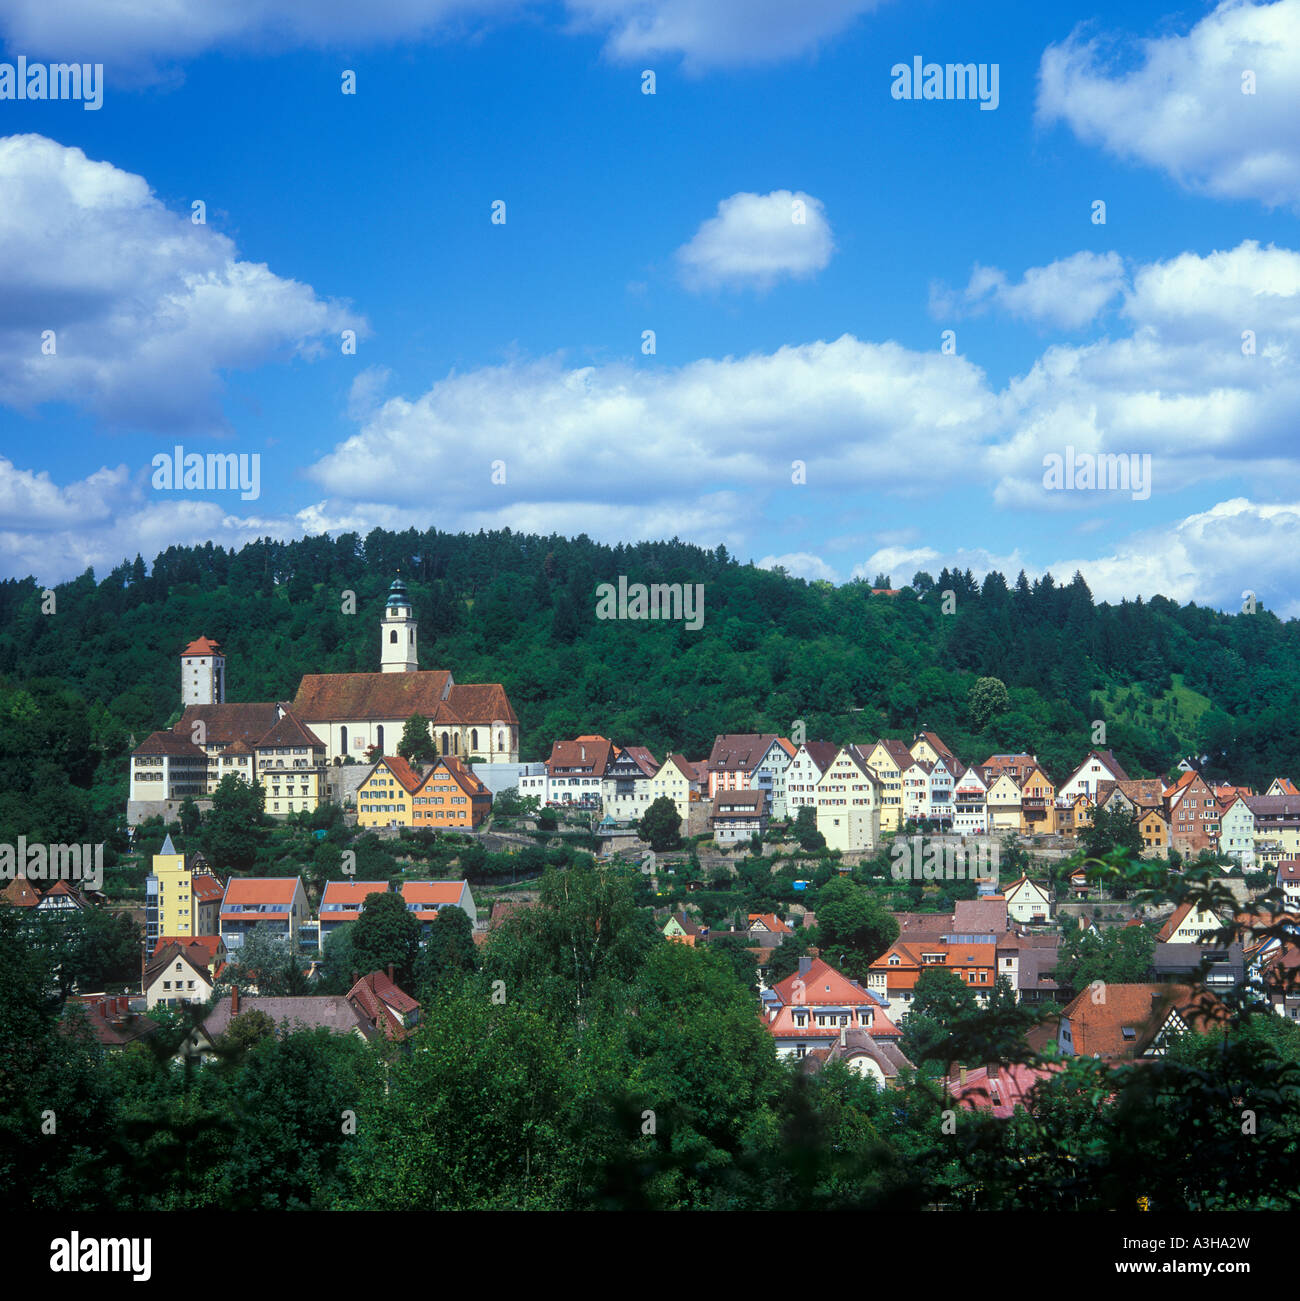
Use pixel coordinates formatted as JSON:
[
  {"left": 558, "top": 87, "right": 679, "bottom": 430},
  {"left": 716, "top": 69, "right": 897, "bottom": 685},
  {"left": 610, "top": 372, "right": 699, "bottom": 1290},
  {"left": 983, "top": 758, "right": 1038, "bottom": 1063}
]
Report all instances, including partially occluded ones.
[
  {"left": 751, "top": 740, "right": 793, "bottom": 819},
  {"left": 1058, "top": 752, "right": 1124, "bottom": 801},
  {"left": 1220, "top": 798, "right": 1255, "bottom": 866},
  {"left": 182, "top": 651, "right": 225, "bottom": 706},
  {"left": 927, "top": 758, "right": 956, "bottom": 827},
  {"left": 952, "top": 767, "right": 988, "bottom": 834},
  {"left": 786, "top": 745, "right": 833, "bottom": 812},
  {"left": 380, "top": 582, "right": 419, "bottom": 673}
]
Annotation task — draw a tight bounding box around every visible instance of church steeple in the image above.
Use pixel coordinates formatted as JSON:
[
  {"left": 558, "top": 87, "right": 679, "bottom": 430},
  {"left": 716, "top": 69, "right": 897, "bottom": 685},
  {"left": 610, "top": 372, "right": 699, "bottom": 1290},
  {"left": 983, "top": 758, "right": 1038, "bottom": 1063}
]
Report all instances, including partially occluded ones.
[{"left": 380, "top": 575, "right": 418, "bottom": 673}]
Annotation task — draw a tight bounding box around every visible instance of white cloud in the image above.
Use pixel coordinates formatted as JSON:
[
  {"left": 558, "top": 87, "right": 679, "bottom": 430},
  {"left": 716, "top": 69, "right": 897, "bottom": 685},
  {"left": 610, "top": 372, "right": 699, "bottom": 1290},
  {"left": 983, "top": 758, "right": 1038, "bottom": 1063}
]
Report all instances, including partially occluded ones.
[
  {"left": 1037, "top": 0, "right": 1300, "bottom": 209},
  {"left": 1048, "top": 498, "right": 1300, "bottom": 617},
  {"left": 566, "top": 0, "right": 884, "bottom": 69},
  {"left": 0, "top": 135, "right": 362, "bottom": 431},
  {"left": 0, "top": 0, "right": 883, "bottom": 71},
  {"left": 306, "top": 335, "right": 995, "bottom": 511},
  {"left": 758, "top": 552, "right": 838, "bottom": 582},
  {"left": 933, "top": 251, "right": 1127, "bottom": 329},
  {"left": 988, "top": 240, "right": 1300, "bottom": 507},
  {"left": 676, "top": 191, "right": 835, "bottom": 291}
]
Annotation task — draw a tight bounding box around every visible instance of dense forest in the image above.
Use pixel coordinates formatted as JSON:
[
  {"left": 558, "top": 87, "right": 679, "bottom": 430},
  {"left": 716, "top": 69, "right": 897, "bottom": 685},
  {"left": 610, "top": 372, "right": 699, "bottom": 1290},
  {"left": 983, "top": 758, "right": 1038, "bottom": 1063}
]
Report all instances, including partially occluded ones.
[{"left": 0, "top": 525, "right": 1295, "bottom": 851}]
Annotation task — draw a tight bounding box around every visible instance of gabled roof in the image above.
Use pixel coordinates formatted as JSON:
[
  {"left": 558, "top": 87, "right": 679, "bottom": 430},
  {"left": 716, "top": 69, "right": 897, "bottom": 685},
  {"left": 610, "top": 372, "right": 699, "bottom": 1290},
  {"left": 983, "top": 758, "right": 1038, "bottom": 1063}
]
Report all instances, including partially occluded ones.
[
  {"left": 346, "top": 970, "right": 420, "bottom": 1041},
  {"left": 871, "top": 738, "right": 915, "bottom": 769},
  {"left": 670, "top": 911, "right": 701, "bottom": 936},
  {"left": 400, "top": 880, "right": 471, "bottom": 918},
  {"left": 1245, "top": 796, "right": 1300, "bottom": 818},
  {"left": 182, "top": 636, "right": 223, "bottom": 657},
  {"left": 176, "top": 703, "right": 281, "bottom": 749},
  {"left": 420, "top": 754, "right": 489, "bottom": 797},
  {"left": 795, "top": 740, "right": 842, "bottom": 773},
  {"left": 707, "top": 734, "right": 780, "bottom": 774},
  {"left": 65, "top": 995, "right": 159, "bottom": 1049},
  {"left": 133, "top": 729, "right": 208, "bottom": 758},
  {"left": 658, "top": 753, "right": 699, "bottom": 782},
  {"left": 151, "top": 935, "right": 224, "bottom": 965},
  {"left": 201, "top": 994, "right": 362, "bottom": 1040},
  {"left": 365, "top": 754, "right": 425, "bottom": 793},
  {"left": 320, "top": 881, "right": 390, "bottom": 914},
  {"left": 546, "top": 736, "right": 614, "bottom": 777},
  {"left": 291, "top": 671, "right": 450, "bottom": 721},
  {"left": 771, "top": 957, "right": 876, "bottom": 1007},
  {"left": 1097, "top": 778, "right": 1165, "bottom": 811},
  {"left": 145, "top": 941, "right": 215, "bottom": 985},
  {"left": 1063, "top": 749, "right": 1130, "bottom": 787},
  {"left": 256, "top": 709, "right": 326, "bottom": 751},
  {"left": 748, "top": 913, "right": 792, "bottom": 935},
  {"left": 1270, "top": 778, "right": 1300, "bottom": 796},
  {"left": 1060, "top": 983, "right": 1223, "bottom": 1058},
  {"left": 221, "top": 877, "right": 303, "bottom": 907},
  {"left": 914, "top": 731, "right": 956, "bottom": 760},
  {"left": 190, "top": 873, "right": 225, "bottom": 903},
  {"left": 612, "top": 744, "right": 660, "bottom": 777},
  {"left": 1, "top": 876, "right": 41, "bottom": 907}
]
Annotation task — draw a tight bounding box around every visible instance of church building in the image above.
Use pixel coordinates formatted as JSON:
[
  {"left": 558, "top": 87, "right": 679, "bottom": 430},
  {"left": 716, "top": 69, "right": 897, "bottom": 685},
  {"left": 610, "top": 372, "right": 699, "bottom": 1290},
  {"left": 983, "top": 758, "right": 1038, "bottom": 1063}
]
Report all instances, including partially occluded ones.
[{"left": 127, "top": 577, "right": 518, "bottom": 823}]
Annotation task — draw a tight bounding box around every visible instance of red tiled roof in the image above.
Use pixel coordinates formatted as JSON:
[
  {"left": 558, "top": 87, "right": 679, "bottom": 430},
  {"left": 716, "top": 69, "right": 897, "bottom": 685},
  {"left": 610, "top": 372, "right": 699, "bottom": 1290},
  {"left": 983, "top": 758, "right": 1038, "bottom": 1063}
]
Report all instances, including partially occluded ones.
[
  {"left": 152, "top": 935, "right": 223, "bottom": 964},
  {"left": 132, "top": 729, "right": 208, "bottom": 758},
  {"left": 222, "top": 877, "right": 301, "bottom": 906},
  {"left": 176, "top": 703, "right": 280, "bottom": 748},
  {"left": 182, "top": 636, "right": 223, "bottom": 657},
  {"left": 420, "top": 754, "right": 489, "bottom": 797},
  {"left": 320, "top": 881, "right": 390, "bottom": 910},
  {"left": 748, "top": 912, "right": 793, "bottom": 934},
  {"left": 1, "top": 876, "right": 41, "bottom": 907},
  {"left": 1060, "top": 983, "right": 1223, "bottom": 1059},
  {"left": 368, "top": 754, "right": 425, "bottom": 793},
  {"left": 546, "top": 736, "right": 613, "bottom": 776},
  {"left": 346, "top": 970, "right": 420, "bottom": 1041},
  {"left": 191, "top": 873, "right": 224, "bottom": 903}
]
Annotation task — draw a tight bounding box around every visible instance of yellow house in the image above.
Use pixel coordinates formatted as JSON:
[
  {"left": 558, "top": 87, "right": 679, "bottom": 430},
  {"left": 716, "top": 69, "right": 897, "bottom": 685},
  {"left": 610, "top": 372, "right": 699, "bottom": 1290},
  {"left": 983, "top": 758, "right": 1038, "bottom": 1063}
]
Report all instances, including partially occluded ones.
[
  {"left": 864, "top": 739, "right": 912, "bottom": 831},
  {"left": 986, "top": 772, "right": 1022, "bottom": 832},
  {"left": 146, "top": 834, "right": 224, "bottom": 950},
  {"left": 1139, "top": 808, "right": 1169, "bottom": 858},
  {"left": 650, "top": 754, "right": 698, "bottom": 828},
  {"left": 1157, "top": 901, "right": 1223, "bottom": 944},
  {"left": 1255, "top": 826, "right": 1300, "bottom": 868},
  {"left": 1018, "top": 765, "right": 1058, "bottom": 835},
  {"left": 814, "top": 745, "right": 882, "bottom": 852},
  {"left": 356, "top": 755, "right": 425, "bottom": 828},
  {"left": 909, "top": 731, "right": 956, "bottom": 767}
]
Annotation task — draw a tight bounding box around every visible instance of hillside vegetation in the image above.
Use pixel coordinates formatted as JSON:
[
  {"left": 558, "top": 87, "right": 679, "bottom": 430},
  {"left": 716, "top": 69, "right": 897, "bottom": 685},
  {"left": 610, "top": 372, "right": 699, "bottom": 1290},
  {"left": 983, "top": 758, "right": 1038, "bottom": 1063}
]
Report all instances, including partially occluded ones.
[{"left": 0, "top": 526, "right": 1294, "bottom": 851}]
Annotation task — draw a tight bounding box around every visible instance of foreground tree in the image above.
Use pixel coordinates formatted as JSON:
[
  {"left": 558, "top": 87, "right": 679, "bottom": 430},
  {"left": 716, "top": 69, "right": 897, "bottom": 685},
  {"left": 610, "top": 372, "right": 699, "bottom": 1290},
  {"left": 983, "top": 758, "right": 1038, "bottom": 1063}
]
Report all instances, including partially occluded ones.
[{"left": 638, "top": 796, "right": 682, "bottom": 851}]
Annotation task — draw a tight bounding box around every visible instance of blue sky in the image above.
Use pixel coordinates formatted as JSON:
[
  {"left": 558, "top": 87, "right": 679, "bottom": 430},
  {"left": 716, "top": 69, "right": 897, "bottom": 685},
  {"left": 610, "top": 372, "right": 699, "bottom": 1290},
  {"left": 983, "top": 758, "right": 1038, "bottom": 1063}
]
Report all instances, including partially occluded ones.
[{"left": 1, "top": 0, "right": 1298, "bottom": 611}]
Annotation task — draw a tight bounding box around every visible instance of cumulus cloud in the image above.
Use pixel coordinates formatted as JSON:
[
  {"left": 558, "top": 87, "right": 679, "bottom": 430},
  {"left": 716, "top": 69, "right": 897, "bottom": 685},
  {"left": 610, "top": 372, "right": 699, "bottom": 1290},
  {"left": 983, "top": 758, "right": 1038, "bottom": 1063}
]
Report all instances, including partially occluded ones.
[
  {"left": 306, "top": 335, "right": 995, "bottom": 511},
  {"left": 1037, "top": 0, "right": 1300, "bottom": 209},
  {"left": 676, "top": 191, "right": 835, "bottom": 291},
  {"left": 758, "top": 552, "right": 838, "bottom": 582},
  {"left": 932, "top": 251, "right": 1127, "bottom": 329},
  {"left": 0, "top": 0, "right": 883, "bottom": 72},
  {"left": 988, "top": 240, "right": 1300, "bottom": 507},
  {"left": 0, "top": 135, "right": 362, "bottom": 432}
]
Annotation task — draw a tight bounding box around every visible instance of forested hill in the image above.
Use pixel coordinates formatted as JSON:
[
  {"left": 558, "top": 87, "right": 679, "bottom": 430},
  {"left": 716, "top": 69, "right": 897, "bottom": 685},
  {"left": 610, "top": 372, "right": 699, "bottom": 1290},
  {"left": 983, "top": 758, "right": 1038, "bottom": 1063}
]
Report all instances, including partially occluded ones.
[{"left": 0, "top": 525, "right": 1296, "bottom": 846}]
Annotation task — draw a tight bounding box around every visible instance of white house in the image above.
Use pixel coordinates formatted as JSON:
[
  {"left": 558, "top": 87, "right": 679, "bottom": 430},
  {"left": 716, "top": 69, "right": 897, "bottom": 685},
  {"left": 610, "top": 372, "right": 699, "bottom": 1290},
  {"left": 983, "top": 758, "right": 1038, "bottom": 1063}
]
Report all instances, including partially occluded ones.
[
  {"left": 750, "top": 737, "right": 796, "bottom": 819},
  {"left": 1003, "top": 875, "right": 1052, "bottom": 926},
  {"left": 1058, "top": 749, "right": 1129, "bottom": 801},
  {"left": 601, "top": 745, "right": 660, "bottom": 823},
  {"left": 785, "top": 742, "right": 841, "bottom": 814},
  {"left": 1220, "top": 796, "right": 1256, "bottom": 867},
  {"left": 927, "top": 757, "right": 958, "bottom": 829},
  {"left": 952, "top": 764, "right": 988, "bottom": 835}
]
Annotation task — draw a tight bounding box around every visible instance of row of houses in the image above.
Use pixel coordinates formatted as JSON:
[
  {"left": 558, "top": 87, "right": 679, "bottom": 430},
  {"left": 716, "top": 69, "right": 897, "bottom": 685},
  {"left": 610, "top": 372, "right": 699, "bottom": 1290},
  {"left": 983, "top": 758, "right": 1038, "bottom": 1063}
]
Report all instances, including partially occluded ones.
[
  {"left": 145, "top": 834, "right": 477, "bottom": 961},
  {"left": 540, "top": 727, "right": 1299, "bottom": 861}
]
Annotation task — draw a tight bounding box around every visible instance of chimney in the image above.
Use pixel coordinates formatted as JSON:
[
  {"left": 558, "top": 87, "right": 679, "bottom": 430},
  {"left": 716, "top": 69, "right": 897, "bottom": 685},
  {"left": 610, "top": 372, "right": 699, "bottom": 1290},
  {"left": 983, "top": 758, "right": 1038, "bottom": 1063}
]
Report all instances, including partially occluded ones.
[
  {"left": 231, "top": 985, "right": 239, "bottom": 1014},
  {"left": 839, "top": 1025, "right": 847, "bottom": 1047},
  {"left": 797, "top": 956, "right": 813, "bottom": 976},
  {"left": 387, "top": 964, "right": 394, "bottom": 984},
  {"left": 959, "top": 1065, "right": 967, "bottom": 1085}
]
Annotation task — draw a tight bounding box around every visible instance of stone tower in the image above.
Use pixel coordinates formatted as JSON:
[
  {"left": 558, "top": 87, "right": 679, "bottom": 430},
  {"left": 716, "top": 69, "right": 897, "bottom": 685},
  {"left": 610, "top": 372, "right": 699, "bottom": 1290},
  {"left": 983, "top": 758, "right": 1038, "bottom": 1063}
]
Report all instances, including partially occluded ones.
[{"left": 181, "top": 636, "right": 225, "bottom": 706}]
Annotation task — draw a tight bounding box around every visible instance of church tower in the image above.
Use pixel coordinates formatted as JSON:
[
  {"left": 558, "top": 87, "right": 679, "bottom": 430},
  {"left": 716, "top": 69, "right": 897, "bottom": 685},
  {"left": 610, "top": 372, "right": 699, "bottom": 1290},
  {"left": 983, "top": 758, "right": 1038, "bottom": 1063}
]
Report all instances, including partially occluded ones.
[
  {"left": 181, "top": 636, "right": 225, "bottom": 706},
  {"left": 380, "top": 576, "right": 419, "bottom": 673}
]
